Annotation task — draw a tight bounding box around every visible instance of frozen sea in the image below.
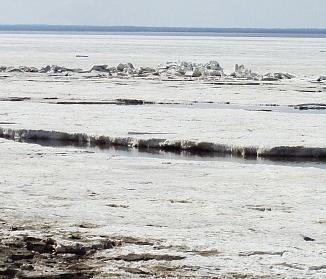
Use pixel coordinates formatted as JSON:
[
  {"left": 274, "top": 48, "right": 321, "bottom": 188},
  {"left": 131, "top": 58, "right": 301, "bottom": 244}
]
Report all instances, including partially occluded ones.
[
  {"left": 0, "top": 32, "right": 326, "bottom": 278},
  {"left": 1, "top": 32, "right": 325, "bottom": 75}
]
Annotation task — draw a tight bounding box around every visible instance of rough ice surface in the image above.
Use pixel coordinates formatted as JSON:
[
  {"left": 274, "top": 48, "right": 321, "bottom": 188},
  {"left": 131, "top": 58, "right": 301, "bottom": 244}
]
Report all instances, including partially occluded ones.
[
  {"left": 0, "top": 75, "right": 326, "bottom": 158},
  {"left": 0, "top": 60, "right": 296, "bottom": 81},
  {"left": 1, "top": 138, "right": 326, "bottom": 278},
  {"left": 0, "top": 34, "right": 326, "bottom": 278}
]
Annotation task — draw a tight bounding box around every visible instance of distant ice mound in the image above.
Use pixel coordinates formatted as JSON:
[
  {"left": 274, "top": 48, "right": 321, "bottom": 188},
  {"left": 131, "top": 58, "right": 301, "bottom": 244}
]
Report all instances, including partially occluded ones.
[
  {"left": 0, "top": 61, "right": 295, "bottom": 81},
  {"left": 156, "top": 60, "right": 223, "bottom": 78},
  {"left": 230, "top": 64, "right": 294, "bottom": 81}
]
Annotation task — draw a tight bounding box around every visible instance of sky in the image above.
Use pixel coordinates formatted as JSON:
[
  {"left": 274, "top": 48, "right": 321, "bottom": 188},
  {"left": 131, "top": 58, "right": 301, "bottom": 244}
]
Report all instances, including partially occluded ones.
[{"left": 0, "top": 0, "right": 325, "bottom": 29}]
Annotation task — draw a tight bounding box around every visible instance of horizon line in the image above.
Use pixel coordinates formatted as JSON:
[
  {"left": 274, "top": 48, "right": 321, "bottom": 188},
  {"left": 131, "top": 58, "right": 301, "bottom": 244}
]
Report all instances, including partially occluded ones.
[{"left": 0, "top": 24, "right": 326, "bottom": 33}]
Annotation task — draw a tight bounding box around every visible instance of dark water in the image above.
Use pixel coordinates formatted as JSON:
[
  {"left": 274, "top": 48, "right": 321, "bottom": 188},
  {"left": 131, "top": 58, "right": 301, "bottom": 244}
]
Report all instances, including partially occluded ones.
[{"left": 161, "top": 103, "right": 326, "bottom": 115}]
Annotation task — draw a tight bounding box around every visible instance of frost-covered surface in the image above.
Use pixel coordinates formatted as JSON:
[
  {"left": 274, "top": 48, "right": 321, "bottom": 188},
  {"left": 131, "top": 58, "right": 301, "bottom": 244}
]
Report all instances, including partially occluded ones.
[
  {"left": 0, "top": 34, "right": 326, "bottom": 278},
  {"left": 0, "top": 138, "right": 326, "bottom": 278}
]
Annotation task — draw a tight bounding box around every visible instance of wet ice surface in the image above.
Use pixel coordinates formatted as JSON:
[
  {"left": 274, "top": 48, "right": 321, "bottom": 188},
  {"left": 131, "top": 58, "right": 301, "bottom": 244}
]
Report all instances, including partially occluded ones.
[
  {"left": 0, "top": 34, "right": 326, "bottom": 278},
  {"left": 1, "top": 138, "right": 326, "bottom": 278}
]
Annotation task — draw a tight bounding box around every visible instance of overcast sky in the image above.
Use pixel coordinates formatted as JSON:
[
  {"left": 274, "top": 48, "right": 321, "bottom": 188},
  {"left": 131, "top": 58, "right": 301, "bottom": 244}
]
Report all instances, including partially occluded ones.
[{"left": 0, "top": 0, "right": 325, "bottom": 29}]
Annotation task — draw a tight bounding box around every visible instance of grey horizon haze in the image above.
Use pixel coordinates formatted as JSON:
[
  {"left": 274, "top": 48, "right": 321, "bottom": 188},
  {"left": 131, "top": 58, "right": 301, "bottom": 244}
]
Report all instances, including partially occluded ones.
[{"left": 0, "top": 0, "right": 325, "bottom": 29}]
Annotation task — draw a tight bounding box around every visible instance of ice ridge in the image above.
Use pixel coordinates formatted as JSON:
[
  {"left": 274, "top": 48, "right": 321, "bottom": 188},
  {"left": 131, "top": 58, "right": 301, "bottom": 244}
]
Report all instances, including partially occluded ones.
[
  {"left": 0, "top": 61, "right": 298, "bottom": 81},
  {"left": 1, "top": 127, "right": 326, "bottom": 159}
]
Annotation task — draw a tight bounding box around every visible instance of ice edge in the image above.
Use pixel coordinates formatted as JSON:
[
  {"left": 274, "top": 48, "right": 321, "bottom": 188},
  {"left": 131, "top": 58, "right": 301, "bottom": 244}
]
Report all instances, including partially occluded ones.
[{"left": 1, "top": 127, "right": 326, "bottom": 159}]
